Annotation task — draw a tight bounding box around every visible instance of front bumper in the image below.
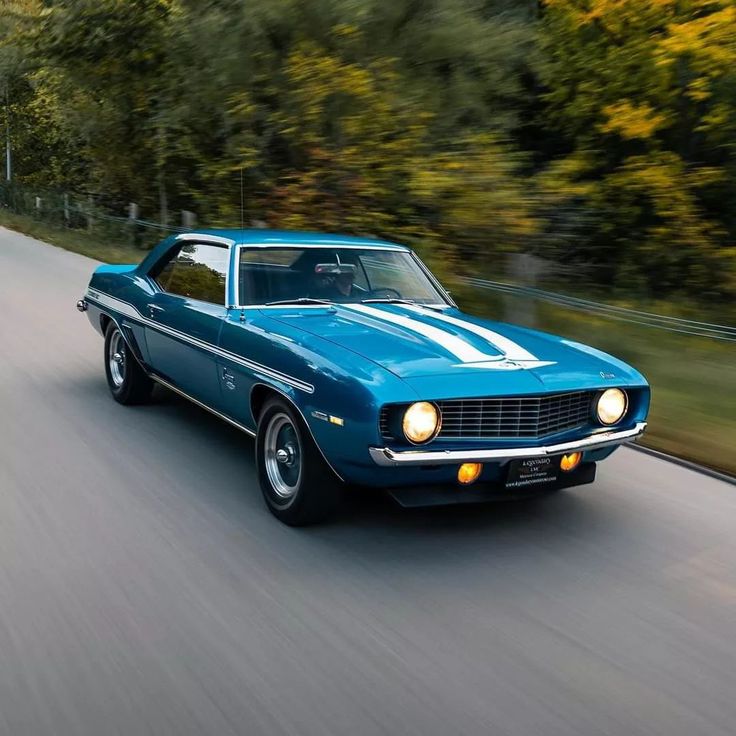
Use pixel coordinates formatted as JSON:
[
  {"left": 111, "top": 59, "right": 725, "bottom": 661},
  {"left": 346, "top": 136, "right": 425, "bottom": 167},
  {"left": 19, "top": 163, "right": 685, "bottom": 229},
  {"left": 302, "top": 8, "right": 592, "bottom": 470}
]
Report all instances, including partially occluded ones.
[
  {"left": 369, "top": 422, "right": 647, "bottom": 467},
  {"left": 387, "top": 462, "right": 596, "bottom": 507}
]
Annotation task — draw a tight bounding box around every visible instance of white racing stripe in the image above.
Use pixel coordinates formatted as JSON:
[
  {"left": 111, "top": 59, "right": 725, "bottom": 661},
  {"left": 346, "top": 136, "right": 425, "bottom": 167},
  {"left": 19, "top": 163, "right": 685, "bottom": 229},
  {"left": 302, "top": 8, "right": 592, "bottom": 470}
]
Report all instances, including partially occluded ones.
[
  {"left": 401, "top": 304, "right": 556, "bottom": 368},
  {"left": 345, "top": 304, "right": 502, "bottom": 363},
  {"left": 345, "top": 303, "right": 555, "bottom": 369},
  {"left": 401, "top": 304, "right": 537, "bottom": 361}
]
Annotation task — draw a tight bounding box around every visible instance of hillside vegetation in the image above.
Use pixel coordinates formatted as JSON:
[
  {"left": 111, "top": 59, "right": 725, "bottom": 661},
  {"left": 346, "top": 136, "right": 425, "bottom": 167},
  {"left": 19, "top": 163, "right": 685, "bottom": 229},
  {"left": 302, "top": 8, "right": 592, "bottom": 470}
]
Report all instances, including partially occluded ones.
[{"left": 2, "top": 0, "right": 736, "bottom": 299}]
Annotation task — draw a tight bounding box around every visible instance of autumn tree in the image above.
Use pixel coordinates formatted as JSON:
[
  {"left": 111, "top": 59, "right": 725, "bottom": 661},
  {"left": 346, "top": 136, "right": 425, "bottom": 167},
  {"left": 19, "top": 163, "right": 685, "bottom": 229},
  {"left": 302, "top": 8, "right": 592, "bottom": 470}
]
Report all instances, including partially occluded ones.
[{"left": 536, "top": 0, "right": 736, "bottom": 297}]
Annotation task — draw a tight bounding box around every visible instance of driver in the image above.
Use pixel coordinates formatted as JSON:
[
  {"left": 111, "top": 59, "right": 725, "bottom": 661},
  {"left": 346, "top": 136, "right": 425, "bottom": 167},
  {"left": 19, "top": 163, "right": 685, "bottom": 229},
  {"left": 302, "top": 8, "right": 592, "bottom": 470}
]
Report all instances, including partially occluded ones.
[
  {"left": 333, "top": 270, "right": 356, "bottom": 298},
  {"left": 313, "top": 263, "right": 359, "bottom": 300}
]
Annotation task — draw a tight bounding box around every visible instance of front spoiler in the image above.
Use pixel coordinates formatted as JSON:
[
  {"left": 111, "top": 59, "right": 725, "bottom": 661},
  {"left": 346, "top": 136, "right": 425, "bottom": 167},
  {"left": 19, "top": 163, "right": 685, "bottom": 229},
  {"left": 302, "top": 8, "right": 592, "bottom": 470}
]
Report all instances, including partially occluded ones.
[{"left": 369, "top": 422, "right": 647, "bottom": 467}]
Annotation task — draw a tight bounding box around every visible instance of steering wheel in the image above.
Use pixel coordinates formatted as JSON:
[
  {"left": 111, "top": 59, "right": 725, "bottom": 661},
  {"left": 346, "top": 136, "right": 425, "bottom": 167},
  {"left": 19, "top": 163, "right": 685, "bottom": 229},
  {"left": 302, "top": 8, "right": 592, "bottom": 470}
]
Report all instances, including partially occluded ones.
[{"left": 367, "top": 287, "right": 402, "bottom": 299}]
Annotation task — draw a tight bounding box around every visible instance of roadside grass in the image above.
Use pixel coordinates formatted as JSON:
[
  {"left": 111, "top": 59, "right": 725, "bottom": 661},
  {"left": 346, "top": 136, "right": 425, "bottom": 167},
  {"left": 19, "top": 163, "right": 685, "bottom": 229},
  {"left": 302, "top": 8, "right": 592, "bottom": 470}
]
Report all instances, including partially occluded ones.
[
  {"left": 544, "top": 305, "right": 735, "bottom": 475},
  {"left": 3, "top": 206, "right": 734, "bottom": 477},
  {"left": 0, "top": 208, "right": 150, "bottom": 265}
]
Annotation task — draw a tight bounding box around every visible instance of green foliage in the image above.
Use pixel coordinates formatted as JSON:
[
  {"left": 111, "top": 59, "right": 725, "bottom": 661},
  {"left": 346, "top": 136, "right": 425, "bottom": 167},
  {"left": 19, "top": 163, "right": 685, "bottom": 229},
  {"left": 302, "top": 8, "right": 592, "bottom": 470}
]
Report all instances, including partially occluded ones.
[
  {"left": 536, "top": 0, "right": 736, "bottom": 297},
  {"left": 1, "top": 0, "right": 735, "bottom": 299}
]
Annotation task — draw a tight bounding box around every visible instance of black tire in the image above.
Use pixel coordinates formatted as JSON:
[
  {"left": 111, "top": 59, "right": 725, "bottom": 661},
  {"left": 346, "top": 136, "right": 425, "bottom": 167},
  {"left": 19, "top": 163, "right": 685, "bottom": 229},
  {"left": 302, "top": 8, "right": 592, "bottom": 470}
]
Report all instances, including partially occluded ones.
[
  {"left": 103, "top": 322, "right": 153, "bottom": 405},
  {"left": 256, "top": 397, "right": 342, "bottom": 526}
]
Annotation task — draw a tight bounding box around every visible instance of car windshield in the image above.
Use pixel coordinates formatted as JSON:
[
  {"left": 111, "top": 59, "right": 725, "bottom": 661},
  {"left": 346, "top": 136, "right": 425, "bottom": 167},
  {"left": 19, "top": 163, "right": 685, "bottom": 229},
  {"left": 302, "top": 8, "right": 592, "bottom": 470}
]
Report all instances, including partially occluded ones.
[{"left": 239, "top": 247, "right": 449, "bottom": 306}]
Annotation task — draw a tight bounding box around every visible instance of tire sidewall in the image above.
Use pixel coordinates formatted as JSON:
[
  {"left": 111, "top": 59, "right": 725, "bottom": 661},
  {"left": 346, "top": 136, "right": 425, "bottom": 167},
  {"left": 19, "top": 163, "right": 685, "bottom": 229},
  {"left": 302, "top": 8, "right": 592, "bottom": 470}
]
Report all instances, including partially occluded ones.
[
  {"left": 104, "top": 323, "right": 130, "bottom": 402},
  {"left": 256, "top": 397, "right": 340, "bottom": 525},
  {"left": 257, "top": 400, "right": 306, "bottom": 513}
]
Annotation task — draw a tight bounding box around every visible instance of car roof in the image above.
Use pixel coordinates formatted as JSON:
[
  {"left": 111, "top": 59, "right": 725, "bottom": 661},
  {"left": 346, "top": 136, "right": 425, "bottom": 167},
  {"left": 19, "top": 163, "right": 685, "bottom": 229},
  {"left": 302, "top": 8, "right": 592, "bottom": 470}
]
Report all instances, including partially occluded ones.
[{"left": 194, "top": 228, "right": 410, "bottom": 250}]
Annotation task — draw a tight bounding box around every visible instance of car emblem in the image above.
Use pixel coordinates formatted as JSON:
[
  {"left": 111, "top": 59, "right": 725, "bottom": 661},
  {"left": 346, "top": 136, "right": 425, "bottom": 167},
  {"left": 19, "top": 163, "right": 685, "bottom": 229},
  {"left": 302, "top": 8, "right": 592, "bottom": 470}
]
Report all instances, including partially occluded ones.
[{"left": 600, "top": 371, "right": 615, "bottom": 379}]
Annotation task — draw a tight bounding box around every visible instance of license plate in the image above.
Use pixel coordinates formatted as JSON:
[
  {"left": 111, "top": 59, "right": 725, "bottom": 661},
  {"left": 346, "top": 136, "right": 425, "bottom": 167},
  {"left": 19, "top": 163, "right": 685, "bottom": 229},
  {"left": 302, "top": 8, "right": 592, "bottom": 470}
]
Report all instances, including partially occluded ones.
[{"left": 505, "top": 456, "right": 559, "bottom": 489}]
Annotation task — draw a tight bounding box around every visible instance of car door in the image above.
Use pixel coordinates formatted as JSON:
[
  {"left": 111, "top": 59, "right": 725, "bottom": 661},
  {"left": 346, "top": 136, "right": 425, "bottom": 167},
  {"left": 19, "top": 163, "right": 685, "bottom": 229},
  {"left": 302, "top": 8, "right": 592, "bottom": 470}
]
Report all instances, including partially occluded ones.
[{"left": 144, "top": 240, "right": 230, "bottom": 406}]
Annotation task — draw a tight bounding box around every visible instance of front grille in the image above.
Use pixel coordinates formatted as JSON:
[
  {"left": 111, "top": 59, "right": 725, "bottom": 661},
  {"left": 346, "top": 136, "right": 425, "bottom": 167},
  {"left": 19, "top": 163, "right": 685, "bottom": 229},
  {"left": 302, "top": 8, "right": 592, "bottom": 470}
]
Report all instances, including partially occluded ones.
[{"left": 380, "top": 391, "right": 596, "bottom": 441}]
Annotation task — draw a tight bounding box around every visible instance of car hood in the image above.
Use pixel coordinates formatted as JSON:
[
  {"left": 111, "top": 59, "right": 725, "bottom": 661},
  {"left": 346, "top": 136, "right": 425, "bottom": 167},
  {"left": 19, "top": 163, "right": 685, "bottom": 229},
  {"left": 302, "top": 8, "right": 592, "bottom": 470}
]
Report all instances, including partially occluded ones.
[{"left": 264, "top": 303, "right": 647, "bottom": 396}]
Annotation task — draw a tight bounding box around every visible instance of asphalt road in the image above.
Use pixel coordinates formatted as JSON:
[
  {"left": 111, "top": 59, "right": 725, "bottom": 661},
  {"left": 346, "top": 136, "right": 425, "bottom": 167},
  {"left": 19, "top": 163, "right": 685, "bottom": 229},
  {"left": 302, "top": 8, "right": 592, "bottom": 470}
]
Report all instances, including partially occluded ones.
[{"left": 1, "top": 226, "right": 735, "bottom": 736}]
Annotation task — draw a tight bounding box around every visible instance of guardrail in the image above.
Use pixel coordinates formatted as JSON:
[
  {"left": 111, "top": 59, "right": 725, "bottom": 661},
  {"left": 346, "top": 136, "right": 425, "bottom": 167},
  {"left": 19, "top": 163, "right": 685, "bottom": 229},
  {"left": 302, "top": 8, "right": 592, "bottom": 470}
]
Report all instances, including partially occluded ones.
[{"left": 461, "top": 277, "right": 736, "bottom": 343}]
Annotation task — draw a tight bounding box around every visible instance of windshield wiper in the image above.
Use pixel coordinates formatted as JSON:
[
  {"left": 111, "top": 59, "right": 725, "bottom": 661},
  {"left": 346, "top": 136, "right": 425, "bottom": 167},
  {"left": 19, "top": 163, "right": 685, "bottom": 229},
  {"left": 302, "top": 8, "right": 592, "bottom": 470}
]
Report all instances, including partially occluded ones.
[
  {"left": 265, "top": 297, "right": 334, "bottom": 306},
  {"left": 360, "top": 298, "right": 417, "bottom": 305}
]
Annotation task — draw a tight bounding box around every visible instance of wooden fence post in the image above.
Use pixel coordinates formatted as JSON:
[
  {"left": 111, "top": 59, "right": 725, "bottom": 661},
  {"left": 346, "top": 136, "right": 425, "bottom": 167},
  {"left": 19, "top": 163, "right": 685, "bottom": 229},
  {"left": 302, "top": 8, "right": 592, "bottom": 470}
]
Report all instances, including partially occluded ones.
[
  {"left": 181, "top": 210, "right": 196, "bottom": 230},
  {"left": 505, "top": 253, "right": 544, "bottom": 328},
  {"left": 128, "top": 202, "right": 141, "bottom": 247}
]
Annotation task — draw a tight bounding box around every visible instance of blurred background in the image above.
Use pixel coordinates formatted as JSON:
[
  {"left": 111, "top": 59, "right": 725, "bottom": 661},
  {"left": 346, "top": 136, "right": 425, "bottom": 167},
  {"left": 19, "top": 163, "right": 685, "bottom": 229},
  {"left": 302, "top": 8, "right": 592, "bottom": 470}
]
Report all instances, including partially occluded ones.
[{"left": 1, "top": 0, "right": 734, "bottom": 473}]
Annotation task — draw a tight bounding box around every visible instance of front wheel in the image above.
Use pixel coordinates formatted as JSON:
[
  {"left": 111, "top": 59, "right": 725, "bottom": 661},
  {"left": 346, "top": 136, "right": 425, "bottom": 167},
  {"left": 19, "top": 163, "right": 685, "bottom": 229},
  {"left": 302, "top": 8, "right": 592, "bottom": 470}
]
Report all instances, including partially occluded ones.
[
  {"left": 256, "top": 397, "right": 342, "bottom": 525},
  {"left": 103, "top": 323, "right": 153, "bottom": 405}
]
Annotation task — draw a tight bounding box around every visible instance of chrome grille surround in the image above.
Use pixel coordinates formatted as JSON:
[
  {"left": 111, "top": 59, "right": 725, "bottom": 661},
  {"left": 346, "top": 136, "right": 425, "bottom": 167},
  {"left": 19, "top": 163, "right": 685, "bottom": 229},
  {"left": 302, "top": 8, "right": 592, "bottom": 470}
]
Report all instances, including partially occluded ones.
[{"left": 380, "top": 391, "right": 596, "bottom": 441}]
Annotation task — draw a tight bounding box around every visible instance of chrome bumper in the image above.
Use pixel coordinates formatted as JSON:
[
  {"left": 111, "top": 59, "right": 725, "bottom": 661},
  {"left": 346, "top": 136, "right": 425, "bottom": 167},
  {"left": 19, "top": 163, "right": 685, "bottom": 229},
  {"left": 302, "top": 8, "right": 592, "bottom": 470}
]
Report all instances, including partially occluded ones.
[{"left": 368, "top": 422, "right": 647, "bottom": 467}]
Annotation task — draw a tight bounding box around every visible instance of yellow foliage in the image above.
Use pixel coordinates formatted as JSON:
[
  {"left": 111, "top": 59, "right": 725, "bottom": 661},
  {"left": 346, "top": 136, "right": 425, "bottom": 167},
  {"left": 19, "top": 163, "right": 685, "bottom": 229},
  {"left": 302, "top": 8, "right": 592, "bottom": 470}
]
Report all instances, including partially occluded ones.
[{"left": 601, "top": 101, "right": 669, "bottom": 140}]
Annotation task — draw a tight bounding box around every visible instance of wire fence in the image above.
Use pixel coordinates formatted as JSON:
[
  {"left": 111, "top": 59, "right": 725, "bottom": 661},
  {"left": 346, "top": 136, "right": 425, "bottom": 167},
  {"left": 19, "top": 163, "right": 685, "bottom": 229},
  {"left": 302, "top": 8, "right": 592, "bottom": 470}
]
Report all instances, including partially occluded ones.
[
  {"left": 0, "top": 182, "right": 191, "bottom": 249},
  {"left": 2, "top": 181, "right": 735, "bottom": 342},
  {"left": 461, "top": 278, "right": 736, "bottom": 342}
]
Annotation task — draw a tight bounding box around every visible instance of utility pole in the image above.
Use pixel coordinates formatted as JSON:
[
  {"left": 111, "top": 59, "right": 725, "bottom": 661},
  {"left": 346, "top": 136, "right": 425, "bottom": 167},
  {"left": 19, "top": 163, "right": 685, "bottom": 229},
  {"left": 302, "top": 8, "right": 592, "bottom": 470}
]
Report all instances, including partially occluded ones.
[{"left": 4, "top": 84, "right": 11, "bottom": 182}]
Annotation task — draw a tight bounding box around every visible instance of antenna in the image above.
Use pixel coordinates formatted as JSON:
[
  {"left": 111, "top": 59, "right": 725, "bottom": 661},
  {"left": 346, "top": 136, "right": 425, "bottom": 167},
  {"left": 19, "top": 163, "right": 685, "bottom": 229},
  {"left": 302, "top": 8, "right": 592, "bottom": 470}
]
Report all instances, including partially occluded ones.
[{"left": 240, "top": 168, "right": 244, "bottom": 230}]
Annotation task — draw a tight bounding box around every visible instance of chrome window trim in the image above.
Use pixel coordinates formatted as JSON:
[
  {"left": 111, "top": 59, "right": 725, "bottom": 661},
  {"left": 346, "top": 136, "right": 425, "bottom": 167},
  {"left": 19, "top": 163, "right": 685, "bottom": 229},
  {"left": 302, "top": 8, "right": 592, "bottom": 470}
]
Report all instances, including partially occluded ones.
[
  {"left": 410, "top": 252, "right": 456, "bottom": 308},
  {"left": 175, "top": 232, "right": 236, "bottom": 247},
  {"left": 237, "top": 242, "right": 408, "bottom": 250},
  {"left": 85, "top": 290, "right": 314, "bottom": 394},
  {"left": 240, "top": 304, "right": 339, "bottom": 310},
  {"left": 368, "top": 422, "right": 647, "bottom": 466}
]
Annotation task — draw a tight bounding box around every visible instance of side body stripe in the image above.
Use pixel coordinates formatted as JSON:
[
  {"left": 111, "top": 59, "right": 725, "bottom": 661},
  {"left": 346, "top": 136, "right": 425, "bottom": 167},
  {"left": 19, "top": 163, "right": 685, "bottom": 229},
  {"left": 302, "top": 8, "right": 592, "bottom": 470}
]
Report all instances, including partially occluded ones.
[{"left": 86, "top": 289, "right": 315, "bottom": 394}]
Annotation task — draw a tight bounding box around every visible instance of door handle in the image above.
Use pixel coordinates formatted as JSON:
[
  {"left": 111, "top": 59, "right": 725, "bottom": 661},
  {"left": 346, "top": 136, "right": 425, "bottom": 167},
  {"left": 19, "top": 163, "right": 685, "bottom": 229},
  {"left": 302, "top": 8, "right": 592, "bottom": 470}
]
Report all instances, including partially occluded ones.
[{"left": 147, "top": 303, "right": 165, "bottom": 317}]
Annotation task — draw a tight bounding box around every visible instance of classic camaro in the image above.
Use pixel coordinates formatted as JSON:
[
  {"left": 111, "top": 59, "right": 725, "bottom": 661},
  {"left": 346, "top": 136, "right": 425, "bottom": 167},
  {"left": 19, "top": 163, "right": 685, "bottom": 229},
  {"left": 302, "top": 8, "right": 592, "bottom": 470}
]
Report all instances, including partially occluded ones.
[{"left": 78, "top": 229, "right": 649, "bottom": 525}]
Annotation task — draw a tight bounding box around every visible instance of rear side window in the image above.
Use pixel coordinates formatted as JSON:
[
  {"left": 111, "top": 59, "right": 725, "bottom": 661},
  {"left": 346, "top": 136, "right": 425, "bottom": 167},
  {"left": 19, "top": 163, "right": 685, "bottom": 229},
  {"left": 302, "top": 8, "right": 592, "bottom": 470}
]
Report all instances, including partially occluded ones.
[{"left": 154, "top": 243, "right": 229, "bottom": 304}]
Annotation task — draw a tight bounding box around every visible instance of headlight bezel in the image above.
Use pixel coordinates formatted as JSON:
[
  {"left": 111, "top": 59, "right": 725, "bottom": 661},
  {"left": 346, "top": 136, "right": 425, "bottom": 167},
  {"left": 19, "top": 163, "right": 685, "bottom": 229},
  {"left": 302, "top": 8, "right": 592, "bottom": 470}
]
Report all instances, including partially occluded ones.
[
  {"left": 595, "top": 388, "right": 628, "bottom": 426},
  {"left": 401, "top": 401, "right": 442, "bottom": 445}
]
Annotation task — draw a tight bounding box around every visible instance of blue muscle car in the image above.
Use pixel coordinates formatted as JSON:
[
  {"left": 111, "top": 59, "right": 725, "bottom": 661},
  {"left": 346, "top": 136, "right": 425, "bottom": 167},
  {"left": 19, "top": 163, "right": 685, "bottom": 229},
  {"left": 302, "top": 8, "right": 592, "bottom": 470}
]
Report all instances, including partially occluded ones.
[{"left": 78, "top": 230, "right": 649, "bottom": 525}]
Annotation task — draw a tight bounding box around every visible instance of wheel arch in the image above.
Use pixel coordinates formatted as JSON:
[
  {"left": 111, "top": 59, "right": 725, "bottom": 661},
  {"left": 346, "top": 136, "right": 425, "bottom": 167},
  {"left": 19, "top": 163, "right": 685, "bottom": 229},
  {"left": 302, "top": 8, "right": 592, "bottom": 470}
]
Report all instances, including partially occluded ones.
[
  {"left": 99, "top": 312, "right": 112, "bottom": 335},
  {"left": 99, "top": 310, "right": 148, "bottom": 369},
  {"left": 249, "top": 382, "right": 344, "bottom": 483}
]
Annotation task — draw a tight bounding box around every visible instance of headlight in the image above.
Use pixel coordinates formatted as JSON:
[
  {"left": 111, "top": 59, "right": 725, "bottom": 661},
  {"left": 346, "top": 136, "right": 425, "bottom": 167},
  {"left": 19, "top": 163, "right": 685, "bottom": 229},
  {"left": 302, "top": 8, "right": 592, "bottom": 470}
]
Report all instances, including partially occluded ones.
[
  {"left": 596, "top": 388, "right": 628, "bottom": 425},
  {"left": 402, "top": 402, "right": 441, "bottom": 444}
]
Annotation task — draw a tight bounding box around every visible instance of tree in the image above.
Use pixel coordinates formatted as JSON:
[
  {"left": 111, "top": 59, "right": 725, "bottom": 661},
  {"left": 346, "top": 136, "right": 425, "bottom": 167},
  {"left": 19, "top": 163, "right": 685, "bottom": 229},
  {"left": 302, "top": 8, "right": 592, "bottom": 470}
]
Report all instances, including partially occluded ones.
[{"left": 536, "top": 0, "right": 736, "bottom": 297}]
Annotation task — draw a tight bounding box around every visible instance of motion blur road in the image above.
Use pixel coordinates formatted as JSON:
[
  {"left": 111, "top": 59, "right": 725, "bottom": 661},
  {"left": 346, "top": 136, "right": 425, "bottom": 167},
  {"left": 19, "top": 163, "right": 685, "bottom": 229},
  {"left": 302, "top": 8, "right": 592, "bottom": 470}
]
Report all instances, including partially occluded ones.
[{"left": 1, "top": 227, "right": 735, "bottom": 736}]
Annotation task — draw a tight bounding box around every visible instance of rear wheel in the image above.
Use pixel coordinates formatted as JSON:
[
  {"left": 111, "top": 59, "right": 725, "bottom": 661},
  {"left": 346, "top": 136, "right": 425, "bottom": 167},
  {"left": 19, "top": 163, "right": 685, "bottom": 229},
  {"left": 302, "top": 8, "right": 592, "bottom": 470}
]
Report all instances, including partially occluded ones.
[
  {"left": 256, "top": 397, "right": 342, "bottom": 525},
  {"left": 103, "top": 323, "right": 153, "bottom": 405}
]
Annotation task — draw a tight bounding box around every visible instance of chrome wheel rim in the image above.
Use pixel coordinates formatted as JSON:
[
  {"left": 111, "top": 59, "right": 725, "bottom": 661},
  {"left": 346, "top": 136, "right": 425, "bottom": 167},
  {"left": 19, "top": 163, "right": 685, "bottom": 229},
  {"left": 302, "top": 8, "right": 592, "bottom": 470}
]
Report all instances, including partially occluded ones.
[
  {"left": 108, "top": 330, "right": 127, "bottom": 388},
  {"left": 264, "top": 413, "right": 302, "bottom": 499}
]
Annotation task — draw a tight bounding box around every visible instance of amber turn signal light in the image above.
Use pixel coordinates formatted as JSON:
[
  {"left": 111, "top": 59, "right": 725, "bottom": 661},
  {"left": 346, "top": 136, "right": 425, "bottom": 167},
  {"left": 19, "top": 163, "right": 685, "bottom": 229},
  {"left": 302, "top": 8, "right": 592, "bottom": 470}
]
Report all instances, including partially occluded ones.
[
  {"left": 560, "top": 452, "right": 582, "bottom": 472},
  {"left": 458, "top": 463, "right": 483, "bottom": 485}
]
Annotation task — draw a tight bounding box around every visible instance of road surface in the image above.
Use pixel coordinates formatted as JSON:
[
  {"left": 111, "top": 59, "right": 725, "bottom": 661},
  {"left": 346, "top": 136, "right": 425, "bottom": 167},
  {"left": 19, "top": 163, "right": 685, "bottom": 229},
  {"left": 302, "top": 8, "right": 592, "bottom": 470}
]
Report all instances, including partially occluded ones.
[{"left": 0, "top": 226, "right": 735, "bottom": 736}]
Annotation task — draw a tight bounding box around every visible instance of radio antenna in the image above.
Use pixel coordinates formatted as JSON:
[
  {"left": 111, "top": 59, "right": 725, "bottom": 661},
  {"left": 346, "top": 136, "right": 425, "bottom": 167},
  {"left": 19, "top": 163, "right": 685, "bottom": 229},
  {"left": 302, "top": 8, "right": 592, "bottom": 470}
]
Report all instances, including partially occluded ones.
[{"left": 240, "top": 168, "right": 244, "bottom": 230}]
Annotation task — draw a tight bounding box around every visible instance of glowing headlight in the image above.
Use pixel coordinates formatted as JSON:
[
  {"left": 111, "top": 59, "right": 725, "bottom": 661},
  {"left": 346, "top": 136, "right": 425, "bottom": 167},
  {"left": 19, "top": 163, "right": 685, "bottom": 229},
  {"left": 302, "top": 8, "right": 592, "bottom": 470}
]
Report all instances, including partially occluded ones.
[
  {"left": 596, "top": 388, "right": 628, "bottom": 425},
  {"left": 402, "top": 402, "right": 440, "bottom": 444}
]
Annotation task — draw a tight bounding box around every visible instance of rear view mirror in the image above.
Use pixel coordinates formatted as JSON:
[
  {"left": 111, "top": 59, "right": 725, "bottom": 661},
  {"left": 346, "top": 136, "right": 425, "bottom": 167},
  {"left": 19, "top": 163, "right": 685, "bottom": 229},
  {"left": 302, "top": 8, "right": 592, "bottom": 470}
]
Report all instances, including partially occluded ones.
[{"left": 315, "top": 263, "right": 356, "bottom": 275}]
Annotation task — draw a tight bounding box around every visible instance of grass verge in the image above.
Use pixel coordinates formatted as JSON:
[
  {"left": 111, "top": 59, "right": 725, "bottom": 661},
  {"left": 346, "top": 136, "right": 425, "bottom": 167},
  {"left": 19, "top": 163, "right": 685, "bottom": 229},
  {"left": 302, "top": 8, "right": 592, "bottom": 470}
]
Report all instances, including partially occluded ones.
[{"left": 0, "top": 208, "right": 151, "bottom": 264}]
